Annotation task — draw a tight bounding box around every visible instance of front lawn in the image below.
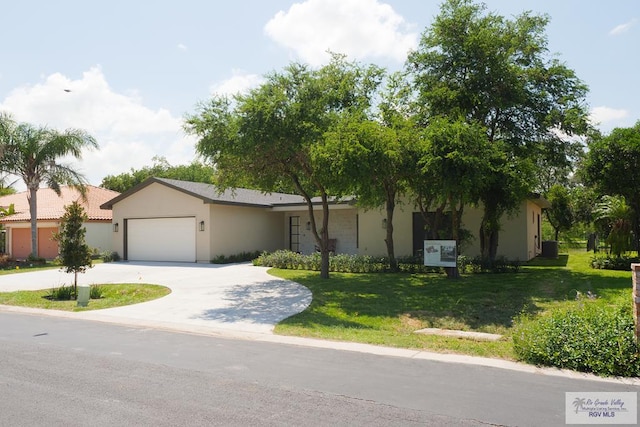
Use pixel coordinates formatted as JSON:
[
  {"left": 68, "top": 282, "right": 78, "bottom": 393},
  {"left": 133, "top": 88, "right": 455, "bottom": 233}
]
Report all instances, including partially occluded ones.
[
  {"left": 0, "top": 284, "right": 171, "bottom": 311},
  {"left": 271, "top": 250, "right": 633, "bottom": 360}
]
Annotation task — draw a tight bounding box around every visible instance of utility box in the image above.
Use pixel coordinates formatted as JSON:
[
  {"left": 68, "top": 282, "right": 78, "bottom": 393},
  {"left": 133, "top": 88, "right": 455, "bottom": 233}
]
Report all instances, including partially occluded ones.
[
  {"left": 541, "top": 240, "right": 559, "bottom": 258},
  {"left": 77, "top": 284, "right": 90, "bottom": 307}
]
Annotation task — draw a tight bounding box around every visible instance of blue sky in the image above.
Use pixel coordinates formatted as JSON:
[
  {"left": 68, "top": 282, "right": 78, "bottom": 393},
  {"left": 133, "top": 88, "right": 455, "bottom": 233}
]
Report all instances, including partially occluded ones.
[{"left": 1, "top": 0, "right": 638, "bottom": 188}]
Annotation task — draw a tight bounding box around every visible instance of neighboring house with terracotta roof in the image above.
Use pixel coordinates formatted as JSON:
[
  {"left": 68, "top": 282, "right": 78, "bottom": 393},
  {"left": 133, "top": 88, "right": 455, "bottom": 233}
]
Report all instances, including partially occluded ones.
[{"left": 0, "top": 186, "right": 120, "bottom": 259}]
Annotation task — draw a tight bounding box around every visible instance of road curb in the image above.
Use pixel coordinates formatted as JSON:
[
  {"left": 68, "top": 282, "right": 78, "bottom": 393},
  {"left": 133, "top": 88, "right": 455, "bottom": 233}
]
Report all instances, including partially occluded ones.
[{"left": 2, "top": 303, "right": 639, "bottom": 386}]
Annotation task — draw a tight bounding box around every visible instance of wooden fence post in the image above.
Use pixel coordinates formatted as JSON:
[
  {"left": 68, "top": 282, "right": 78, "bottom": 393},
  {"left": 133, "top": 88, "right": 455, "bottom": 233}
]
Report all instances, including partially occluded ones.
[{"left": 631, "top": 264, "right": 640, "bottom": 343}]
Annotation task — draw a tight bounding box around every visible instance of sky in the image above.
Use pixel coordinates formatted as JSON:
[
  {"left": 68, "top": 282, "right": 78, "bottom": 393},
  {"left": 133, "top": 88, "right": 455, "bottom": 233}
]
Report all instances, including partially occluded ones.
[{"left": 1, "top": 0, "right": 638, "bottom": 190}]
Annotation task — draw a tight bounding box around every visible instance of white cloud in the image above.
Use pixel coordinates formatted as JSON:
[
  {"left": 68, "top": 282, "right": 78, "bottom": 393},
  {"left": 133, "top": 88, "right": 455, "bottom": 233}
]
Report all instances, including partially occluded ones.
[
  {"left": 609, "top": 18, "right": 637, "bottom": 35},
  {"left": 264, "top": 0, "right": 417, "bottom": 66},
  {"left": 0, "top": 67, "right": 197, "bottom": 187},
  {"left": 589, "top": 106, "right": 630, "bottom": 127},
  {"left": 210, "top": 70, "right": 264, "bottom": 96},
  {"left": 177, "top": 43, "right": 188, "bottom": 51}
]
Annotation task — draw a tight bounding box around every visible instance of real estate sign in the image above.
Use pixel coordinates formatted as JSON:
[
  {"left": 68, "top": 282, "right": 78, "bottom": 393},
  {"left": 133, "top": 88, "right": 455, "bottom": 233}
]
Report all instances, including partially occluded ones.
[{"left": 424, "top": 240, "right": 457, "bottom": 268}]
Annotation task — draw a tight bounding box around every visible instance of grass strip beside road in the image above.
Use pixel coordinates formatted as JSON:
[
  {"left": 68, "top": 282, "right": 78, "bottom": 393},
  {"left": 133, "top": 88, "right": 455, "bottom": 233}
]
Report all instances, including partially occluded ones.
[
  {"left": 271, "top": 251, "right": 632, "bottom": 360},
  {"left": 0, "top": 284, "right": 171, "bottom": 312}
]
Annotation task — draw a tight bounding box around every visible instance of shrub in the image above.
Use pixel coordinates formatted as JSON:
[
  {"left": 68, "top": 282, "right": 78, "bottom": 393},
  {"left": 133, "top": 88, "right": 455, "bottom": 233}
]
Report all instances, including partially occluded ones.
[
  {"left": 591, "top": 253, "right": 639, "bottom": 270},
  {"left": 90, "top": 248, "right": 102, "bottom": 260},
  {"left": 0, "top": 254, "right": 11, "bottom": 268},
  {"left": 458, "top": 256, "right": 520, "bottom": 274},
  {"left": 46, "top": 285, "right": 75, "bottom": 300},
  {"left": 211, "top": 251, "right": 262, "bottom": 264},
  {"left": 101, "top": 251, "right": 120, "bottom": 263},
  {"left": 512, "top": 302, "right": 640, "bottom": 377},
  {"left": 26, "top": 254, "right": 46, "bottom": 265},
  {"left": 90, "top": 285, "right": 104, "bottom": 299}
]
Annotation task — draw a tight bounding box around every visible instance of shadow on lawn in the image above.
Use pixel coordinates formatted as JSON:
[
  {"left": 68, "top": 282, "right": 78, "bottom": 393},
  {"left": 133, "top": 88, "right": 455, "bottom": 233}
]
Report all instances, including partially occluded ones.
[{"left": 277, "top": 261, "right": 632, "bottom": 332}]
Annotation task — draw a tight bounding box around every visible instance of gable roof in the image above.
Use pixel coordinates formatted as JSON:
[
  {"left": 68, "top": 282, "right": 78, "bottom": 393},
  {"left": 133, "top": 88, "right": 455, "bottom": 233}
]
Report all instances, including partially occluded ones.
[
  {"left": 100, "top": 177, "right": 354, "bottom": 209},
  {"left": 0, "top": 185, "right": 120, "bottom": 223}
]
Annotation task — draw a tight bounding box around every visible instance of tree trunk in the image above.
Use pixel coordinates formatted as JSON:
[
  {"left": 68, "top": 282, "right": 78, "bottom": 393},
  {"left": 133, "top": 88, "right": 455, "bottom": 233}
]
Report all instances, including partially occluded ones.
[
  {"left": 319, "top": 193, "right": 330, "bottom": 279},
  {"left": 384, "top": 190, "right": 397, "bottom": 272},
  {"left": 74, "top": 271, "right": 78, "bottom": 299},
  {"left": 480, "top": 202, "right": 500, "bottom": 263},
  {"left": 28, "top": 187, "right": 38, "bottom": 258},
  {"left": 445, "top": 197, "right": 460, "bottom": 279}
]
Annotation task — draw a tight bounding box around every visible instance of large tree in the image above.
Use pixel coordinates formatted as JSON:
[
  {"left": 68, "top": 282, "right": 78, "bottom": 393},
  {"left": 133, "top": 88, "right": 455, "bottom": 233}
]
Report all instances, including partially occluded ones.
[
  {"left": 406, "top": 116, "right": 500, "bottom": 277},
  {"left": 185, "top": 55, "right": 383, "bottom": 278},
  {"left": 321, "top": 73, "right": 414, "bottom": 271},
  {"left": 407, "top": 0, "right": 590, "bottom": 261},
  {"left": 0, "top": 114, "right": 97, "bottom": 258},
  {"left": 582, "top": 121, "right": 640, "bottom": 250}
]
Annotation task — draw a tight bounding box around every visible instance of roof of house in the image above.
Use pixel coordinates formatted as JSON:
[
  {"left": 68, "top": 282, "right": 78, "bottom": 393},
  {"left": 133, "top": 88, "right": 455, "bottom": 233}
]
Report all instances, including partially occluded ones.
[
  {"left": 100, "top": 177, "right": 354, "bottom": 209},
  {"left": 0, "top": 185, "right": 120, "bottom": 222}
]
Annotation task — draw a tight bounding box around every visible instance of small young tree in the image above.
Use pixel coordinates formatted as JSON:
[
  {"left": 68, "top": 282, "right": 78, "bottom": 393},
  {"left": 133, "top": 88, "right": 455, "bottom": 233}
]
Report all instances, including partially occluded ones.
[
  {"left": 54, "top": 201, "right": 92, "bottom": 297},
  {"left": 545, "top": 184, "right": 574, "bottom": 241}
]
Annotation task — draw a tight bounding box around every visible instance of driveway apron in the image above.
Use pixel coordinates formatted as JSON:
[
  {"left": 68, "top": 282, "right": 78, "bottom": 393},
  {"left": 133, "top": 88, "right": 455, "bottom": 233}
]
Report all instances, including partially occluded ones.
[{"left": 0, "top": 262, "right": 312, "bottom": 334}]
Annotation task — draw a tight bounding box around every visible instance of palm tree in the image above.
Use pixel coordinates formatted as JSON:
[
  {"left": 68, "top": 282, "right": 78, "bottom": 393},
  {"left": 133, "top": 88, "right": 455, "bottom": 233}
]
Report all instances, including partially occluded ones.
[
  {"left": 593, "top": 195, "right": 633, "bottom": 257},
  {"left": 0, "top": 113, "right": 98, "bottom": 258}
]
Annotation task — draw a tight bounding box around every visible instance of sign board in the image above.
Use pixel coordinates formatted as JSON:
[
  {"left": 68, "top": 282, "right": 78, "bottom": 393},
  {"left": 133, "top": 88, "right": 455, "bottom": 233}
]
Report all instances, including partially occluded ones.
[{"left": 424, "top": 240, "right": 457, "bottom": 268}]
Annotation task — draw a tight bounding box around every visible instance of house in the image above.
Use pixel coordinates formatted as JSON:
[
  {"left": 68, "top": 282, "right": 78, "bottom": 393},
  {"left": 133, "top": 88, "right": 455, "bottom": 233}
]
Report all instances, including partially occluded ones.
[
  {"left": 101, "top": 177, "right": 549, "bottom": 263},
  {"left": 0, "top": 186, "right": 120, "bottom": 259}
]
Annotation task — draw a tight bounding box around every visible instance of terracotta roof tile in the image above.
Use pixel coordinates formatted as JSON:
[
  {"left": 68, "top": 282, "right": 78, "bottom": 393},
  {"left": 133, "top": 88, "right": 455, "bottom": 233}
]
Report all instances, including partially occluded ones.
[{"left": 0, "top": 186, "right": 120, "bottom": 223}]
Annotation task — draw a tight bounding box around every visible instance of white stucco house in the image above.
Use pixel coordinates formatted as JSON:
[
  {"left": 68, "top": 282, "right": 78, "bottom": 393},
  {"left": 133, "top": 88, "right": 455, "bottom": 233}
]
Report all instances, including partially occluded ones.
[{"left": 100, "top": 177, "right": 548, "bottom": 263}]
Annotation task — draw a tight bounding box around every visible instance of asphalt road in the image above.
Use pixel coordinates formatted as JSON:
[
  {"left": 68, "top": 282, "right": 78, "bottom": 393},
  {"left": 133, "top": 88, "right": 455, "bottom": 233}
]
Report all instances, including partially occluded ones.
[{"left": 0, "top": 312, "right": 637, "bottom": 426}]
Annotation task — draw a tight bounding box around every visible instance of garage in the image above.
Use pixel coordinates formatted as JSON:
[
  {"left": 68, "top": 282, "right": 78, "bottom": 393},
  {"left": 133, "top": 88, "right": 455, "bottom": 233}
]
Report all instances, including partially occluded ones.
[{"left": 126, "top": 217, "right": 196, "bottom": 262}]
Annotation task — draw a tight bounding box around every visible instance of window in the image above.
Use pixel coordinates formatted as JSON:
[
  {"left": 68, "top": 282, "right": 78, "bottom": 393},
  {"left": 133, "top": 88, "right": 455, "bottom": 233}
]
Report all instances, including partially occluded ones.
[{"left": 289, "top": 216, "right": 300, "bottom": 252}]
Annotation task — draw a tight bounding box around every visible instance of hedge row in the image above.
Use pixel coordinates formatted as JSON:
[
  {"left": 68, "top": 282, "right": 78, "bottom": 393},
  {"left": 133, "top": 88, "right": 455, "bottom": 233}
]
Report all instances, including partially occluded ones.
[{"left": 252, "top": 250, "right": 520, "bottom": 274}]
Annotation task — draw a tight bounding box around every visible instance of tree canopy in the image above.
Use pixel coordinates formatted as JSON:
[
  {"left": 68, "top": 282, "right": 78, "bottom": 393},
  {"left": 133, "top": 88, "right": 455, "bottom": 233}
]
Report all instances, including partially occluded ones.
[
  {"left": 100, "top": 156, "right": 215, "bottom": 193},
  {"left": 185, "top": 55, "right": 383, "bottom": 278},
  {"left": 582, "top": 121, "right": 640, "bottom": 249},
  {"left": 406, "top": 0, "right": 590, "bottom": 261}
]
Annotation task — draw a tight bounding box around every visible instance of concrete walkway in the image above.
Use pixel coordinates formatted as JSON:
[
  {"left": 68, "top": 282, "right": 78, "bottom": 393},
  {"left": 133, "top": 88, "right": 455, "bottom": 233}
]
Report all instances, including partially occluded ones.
[{"left": 0, "top": 262, "right": 312, "bottom": 334}]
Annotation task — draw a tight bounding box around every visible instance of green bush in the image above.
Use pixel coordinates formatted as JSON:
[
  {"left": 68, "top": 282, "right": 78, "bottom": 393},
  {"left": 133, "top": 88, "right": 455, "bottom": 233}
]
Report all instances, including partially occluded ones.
[
  {"left": 0, "top": 254, "right": 10, "bottom": 268},
  {"left": 512, "top": 302, "right": 640, "bottom": 377},
  {"left": 26, "top": 254, "right": 47, "bottom": 265},
  {"left": 591, "top": 253, "right": 639, "bottom": 270},
  {"left": 101, "top": 251, "right": 120, "bottom": 263},
  {"left": 253, "top": 250, "right": 520, "bottom": 274},
  {"left": 46, "top": 285, "right": 76, "bottom": 300},
  {"left": 458, "top": 255, "right": 520, "bottom": 274},
  {"left": 211, "top": 251, "right": 262, "bottom": 264},
  {"left": 90, "top": 285, "right": 104, "bottom": 299}
]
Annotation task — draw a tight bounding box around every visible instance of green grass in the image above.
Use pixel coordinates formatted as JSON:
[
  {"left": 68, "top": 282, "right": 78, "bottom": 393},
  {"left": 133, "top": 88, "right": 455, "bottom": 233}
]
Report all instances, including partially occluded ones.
[
  {"left": 0, "top": 263, "right": 60, "bottom": 275},
  {"left": 271, "top": 250, "right": 633, "bottom": 360},
  {"left": 0, "top": 259, "right": 106, "bottom": 276},
  {"left": 0, "top": 283, "right": 171, "bottom": 312}
]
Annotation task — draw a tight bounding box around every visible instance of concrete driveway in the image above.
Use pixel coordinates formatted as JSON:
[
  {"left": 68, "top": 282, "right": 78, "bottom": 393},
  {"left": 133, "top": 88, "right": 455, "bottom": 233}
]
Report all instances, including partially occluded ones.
[{"left": 0, "top": 262, "right": 312, "bottom": 334}]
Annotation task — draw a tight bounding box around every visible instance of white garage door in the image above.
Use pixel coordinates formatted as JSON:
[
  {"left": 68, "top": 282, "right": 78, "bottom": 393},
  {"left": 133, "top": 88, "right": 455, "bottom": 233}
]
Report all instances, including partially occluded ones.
[{"left": 127, "top": 217, "right": 196, "bottom": 262}]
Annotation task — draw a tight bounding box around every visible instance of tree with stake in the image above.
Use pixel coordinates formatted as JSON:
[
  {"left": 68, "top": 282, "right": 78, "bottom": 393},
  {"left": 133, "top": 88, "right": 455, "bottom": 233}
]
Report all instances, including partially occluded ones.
[{"left": 54, "top": 201, "right": 93, "bottom": 298}]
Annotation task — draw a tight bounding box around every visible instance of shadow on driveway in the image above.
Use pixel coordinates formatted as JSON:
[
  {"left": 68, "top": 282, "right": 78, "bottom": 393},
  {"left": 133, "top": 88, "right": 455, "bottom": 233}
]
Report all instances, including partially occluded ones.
[{"left": 193, "top": 280, "right": 312, "bottom": 325}]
